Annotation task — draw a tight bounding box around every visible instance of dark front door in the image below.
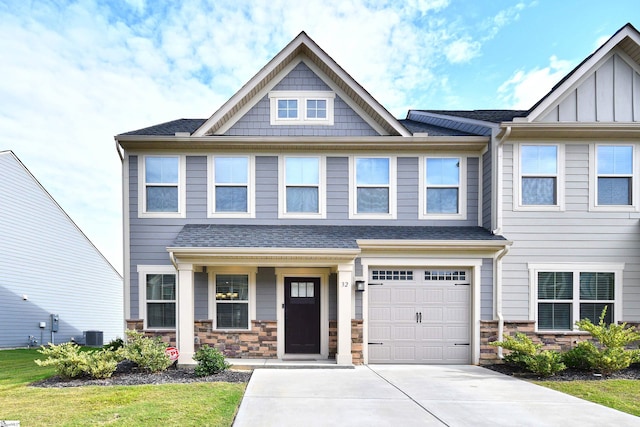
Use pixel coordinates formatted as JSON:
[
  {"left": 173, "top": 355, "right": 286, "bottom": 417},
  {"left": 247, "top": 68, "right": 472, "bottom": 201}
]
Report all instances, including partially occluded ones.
[{"left": 285, "top": 277, "right": 320, "bottom": 354}]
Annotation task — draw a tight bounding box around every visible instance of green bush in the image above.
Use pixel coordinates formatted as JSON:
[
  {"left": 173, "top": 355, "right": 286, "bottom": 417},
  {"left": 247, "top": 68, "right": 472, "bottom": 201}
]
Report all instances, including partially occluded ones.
[
  {"left": 490, "top": 332, "right": 566, "bottom": 377},
  {"left": 103, "top": 337, "right": 124, "bottom": 352},
  {"left": 193, "top": 345, "right": 230, "bottom": 377},
  {"left": 35, "top": 343, "right": 120, "bottom": 379},
  {"left": 630, "top": 348, "right": 640, "bottom": 365},
  {"left": 85, "top": 349, "right": 120, "bottom": 379},
  {"left": 576, "top": 307, "right": 640, "bottom": 349},
  {"left": 121, "top": 329, "right": 172, "bottom": 373},
  {"left": 563, "top": 341, "right": 597, "bottom": 370}
]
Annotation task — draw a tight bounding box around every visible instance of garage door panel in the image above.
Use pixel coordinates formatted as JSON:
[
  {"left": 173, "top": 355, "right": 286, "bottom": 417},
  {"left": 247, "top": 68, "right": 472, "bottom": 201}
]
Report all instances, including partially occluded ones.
[
  {"left": 421, "top": 288, "right": 444, "bottom": 303},
  {"left": 445, "top": 345, "right": 471, "bottom": 363},
  {"left": 422, "top": 307, "right": 443, "bottom": 322},
  {"left": 446, "top": 287, "right": 469, "bottom": 303},
  {"left": 444, "top": 326, "right": 469, "bottom": 341},
  {"left": 369, "top": 326, "right": 390, "bottom": 341},
  {"left": 445, "top": 307, "right": 469, "bottom": 322},
  {"left": 370, "top": 287, "right": 391, "bottom": 304},
  {"left": 393, "top": 306, "right": 419, "bottom": 322},
  {"left": 421, "top": 326, "right": 443, "bottom": 340},
  {"left": 420, "top": 346, "right": 444, "bottom": 363},
  {"left": 369, "top": 345, "right": 391, "bottom": 362},
  {"left": 393, "top": 346, "right": 416, "bottom": 361},
  {"left": 391, "top": 288, "right": 417, "bottom": 303},
  {"left": 392, "top": 326, "right": 417, "bottom": 341}
]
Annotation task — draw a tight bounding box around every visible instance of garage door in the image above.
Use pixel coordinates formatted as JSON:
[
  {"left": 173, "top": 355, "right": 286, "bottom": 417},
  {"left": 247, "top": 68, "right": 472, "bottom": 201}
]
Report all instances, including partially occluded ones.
[{"left": 368, "top": 268, "right": 471, "bottom": 364}]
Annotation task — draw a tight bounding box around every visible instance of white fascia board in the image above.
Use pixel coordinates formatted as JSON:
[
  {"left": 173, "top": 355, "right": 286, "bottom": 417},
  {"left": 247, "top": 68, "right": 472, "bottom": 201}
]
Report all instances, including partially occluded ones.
[
  {"left": 408, "top": 110, "right": 500, "bottom": 129},
  {"left": 498, "top": 122, "right": 640, "bottom": 139},
  {"left": 167, "top": 247, "right": 361, "bottom": 265},
  {"left": 356, "top": 239, "right": 511, "bottom": 252}
]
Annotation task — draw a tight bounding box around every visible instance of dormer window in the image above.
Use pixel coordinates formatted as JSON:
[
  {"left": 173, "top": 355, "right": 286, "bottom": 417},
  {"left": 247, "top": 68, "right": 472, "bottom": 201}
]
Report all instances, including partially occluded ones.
[{"left": 269, "top": 91, "right": 334, "bottom": 125}]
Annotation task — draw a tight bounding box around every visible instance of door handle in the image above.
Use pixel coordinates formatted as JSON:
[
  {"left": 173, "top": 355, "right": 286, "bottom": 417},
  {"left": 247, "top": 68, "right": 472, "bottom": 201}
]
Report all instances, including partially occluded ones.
[
  {"left": 416, "top": 312, "right": 419, "bottom": 323},
  {"left": 419, "top": 312, "right": 422, "bottom": 323}
]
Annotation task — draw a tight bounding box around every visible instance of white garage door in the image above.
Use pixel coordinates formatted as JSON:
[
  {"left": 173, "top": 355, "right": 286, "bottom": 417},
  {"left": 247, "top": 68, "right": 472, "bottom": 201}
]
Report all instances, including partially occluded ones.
[{"left": 368, "top": 268, "right": 471, "bottom": 364}]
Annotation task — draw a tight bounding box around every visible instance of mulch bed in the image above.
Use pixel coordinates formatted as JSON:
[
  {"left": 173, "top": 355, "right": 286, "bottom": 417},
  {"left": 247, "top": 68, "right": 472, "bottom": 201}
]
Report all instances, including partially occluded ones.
[
  {"left": 484, "top": 363, "right": 640, "bottom": 381},
  {"left": 30, "top": 360, "right": 252, "bottom": 388}
]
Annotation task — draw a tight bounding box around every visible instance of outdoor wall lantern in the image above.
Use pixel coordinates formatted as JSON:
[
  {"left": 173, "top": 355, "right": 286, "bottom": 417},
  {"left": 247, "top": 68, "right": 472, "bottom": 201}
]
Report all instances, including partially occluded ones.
[{"left": 355, "top": 280, "right": 366, "bottom": 292}]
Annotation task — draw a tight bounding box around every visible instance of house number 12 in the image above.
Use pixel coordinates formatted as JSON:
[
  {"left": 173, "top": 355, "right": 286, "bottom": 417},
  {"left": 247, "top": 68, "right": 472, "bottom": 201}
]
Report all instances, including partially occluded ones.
[{"left": 341, "top": 281, "right": 350, "bottom": 287}]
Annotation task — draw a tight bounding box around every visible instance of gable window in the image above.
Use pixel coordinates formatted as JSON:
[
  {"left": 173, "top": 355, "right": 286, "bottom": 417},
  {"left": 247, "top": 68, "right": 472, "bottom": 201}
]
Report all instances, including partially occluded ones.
[
  {"left": 530, "top": 264, "right": 622, "bottom": 332},
  {"left": 215, "top": 274, "right": 250, "bottom": 329},
  {"left": 351, "top": 157, "right": 396, "bottom": 218},
  {"left": 597, "top": 145, "right": 632, "bottom": 206},
  {"left": 269, "top": 91, "right": 335, "bottom": 125},
  {"left": 139, "top": 155, "right": 185, "bottom": 218},
  {"left": 209, "top": 156, "right": 254, "bottom": 217},
  {"left": 279, "top": 156, "right": 325, "bottom": 218}
]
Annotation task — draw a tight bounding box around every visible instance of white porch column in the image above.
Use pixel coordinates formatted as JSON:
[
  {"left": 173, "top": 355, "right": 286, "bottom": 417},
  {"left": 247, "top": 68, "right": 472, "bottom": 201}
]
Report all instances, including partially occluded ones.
[
  {"left": 336, "top": 262, "right": 354, "bottom": 365},
  {"left": 176, "top": 263, "right": 195, "bottom": 365}
]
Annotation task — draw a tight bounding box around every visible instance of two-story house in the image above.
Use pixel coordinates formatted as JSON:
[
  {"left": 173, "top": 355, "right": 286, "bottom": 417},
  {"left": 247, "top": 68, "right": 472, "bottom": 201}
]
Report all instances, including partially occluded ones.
[{"left": 115, "top": 24, "right": 640, "bottom": 366}]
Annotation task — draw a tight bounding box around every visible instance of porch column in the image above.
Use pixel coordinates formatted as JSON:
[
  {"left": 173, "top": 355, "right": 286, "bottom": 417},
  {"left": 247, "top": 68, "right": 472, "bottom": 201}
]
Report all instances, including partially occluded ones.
[
  {"left": 176, "top": 263, "right": 195, "bottom": 365},
  {"left": 336, "top": 262, "right": 354, "bottom": 365}
]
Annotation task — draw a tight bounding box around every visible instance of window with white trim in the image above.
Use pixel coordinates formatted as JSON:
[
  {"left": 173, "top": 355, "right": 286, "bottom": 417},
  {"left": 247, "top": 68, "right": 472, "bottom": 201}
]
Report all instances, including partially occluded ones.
[
  {"left": 424, "top": 270, "right": 467, "bottom": 281},
  {"left": 421, "top": 157, "right": 466, "bottom": 218},
  {"left": 531, "top": 264, "right": 621, "bottom": 331},
  {"left": 279, "top": 156, "right": 325, "bottom": 217},
  {"left": 596, "top": 145, "right": 633, "bottom": 206},
  {"left": 371, "top": 270, "right": 414, "bottom": 281},
  {"left": 215, "top": 274, "right": 250, "bottom": 329},
  {"left": 352, "top": 157, "right": 396, "bottom": 218},
  {"left": 269, "top": 91, "right": 335, "bottom": 125},
  {"left": 139, "top": 155, "right": 185, "bottom": 218},
  {"left": 209, "top": 156, "right": 253, "bottom": 217},
  {"left": 520, "top": 145, "right": 558, "bottom": 205}
]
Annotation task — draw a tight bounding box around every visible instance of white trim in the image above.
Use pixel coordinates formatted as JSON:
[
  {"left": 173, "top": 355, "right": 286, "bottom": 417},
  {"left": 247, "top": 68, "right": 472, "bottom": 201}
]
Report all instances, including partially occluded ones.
[
  {"left": 137, "top": 265, "right": 178, "bottom": 331},
  {"left": 419, "top": 156, "right": 468, "bottom": 220},
  {"left": 278, "top": 155, "right": 327, "bottom": 219},
  {"left": 513, "top": 143, "right": 565, "bottom": 212},
  {"left": 349, "top": 156, "right": 397, "bottom": 219},
  {"left": 207, "top": 155, "right": 255, "bottom": 218},
  {"left": 589, "top": 144, "right": 637, "bottom": 212},
  {"left": 138, "top": 155, "right": 186, "bottom": 218},
  {"left": 527, "top": 262, "right": 624, "bottom": 332},
  {"left": 123, "top": 154, "right": 131, "bottom": 319},
  {"left": 275, "top": 267, "right": 330, "bottom": 360},
  {"left": 207, "top": 267, "right": 257, "bottom": 331},
  {"left": 269, "top": 91, "right": 335, "bottom": 126}
]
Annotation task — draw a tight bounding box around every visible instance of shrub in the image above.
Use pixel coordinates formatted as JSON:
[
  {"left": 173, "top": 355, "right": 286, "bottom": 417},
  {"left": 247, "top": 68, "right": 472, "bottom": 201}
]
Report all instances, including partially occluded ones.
[
  {"left": 35, "top": 343, "right": 120, "bottom": 379},
  {"left": 193, "top": 345, "right": 230, "bottom": 377},
  {"left": 630, "top": 348, "right": 640, "bottom": 365},
  {"left": 85, "top": 349, "right": 120, "bottom": 379},
  {"left": 563, "top": 341, "right": 597, "bottom": 370},
  {"left": 121, "top": 330, "right": 172, "bottom": 373},
  {"left": 490, "top": 332, "right": 566, "bottom": 377},
  {"left": 103, "top": 337, "right": 124, "bottom": 352}
]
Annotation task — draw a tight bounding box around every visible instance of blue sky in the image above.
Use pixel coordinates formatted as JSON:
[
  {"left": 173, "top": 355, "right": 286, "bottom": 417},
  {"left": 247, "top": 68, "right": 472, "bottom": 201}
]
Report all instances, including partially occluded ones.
[{"left": 1, "top": 0, "right": 638, "bottom": 273}]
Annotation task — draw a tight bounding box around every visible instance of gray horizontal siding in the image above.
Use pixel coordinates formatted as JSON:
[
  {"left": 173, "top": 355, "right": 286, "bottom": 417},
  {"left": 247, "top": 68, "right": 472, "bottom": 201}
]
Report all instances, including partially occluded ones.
[
  {"left": 256, "top": 267, "right": 277, "bottom": 320},
  {"left": 194, "top": 272, "right": 208, "bottom": 319},
  {"left": 481, "top": 258, "right": 494, "bottom": 320}
]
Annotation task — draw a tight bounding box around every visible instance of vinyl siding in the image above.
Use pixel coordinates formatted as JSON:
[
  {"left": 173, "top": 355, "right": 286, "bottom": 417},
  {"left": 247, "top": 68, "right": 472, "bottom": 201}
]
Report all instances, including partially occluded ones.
[
  {"left": 256, "top": 267, "right": 277, "bottom": 320},
  {"left": 0, "top": 152, "right": 122, "bottom": 348},
  {"left": 194, "top": 272, "right": 208, "bottom": 319},
  {"left": 481, "top": 258, "right": 494, "bottom": 320}
]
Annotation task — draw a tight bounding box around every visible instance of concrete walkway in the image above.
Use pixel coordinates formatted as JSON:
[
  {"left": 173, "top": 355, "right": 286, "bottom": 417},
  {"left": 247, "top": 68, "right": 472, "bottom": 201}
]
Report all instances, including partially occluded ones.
[{"left": 233, "top": 365, "right": 639, "bottom": 427}]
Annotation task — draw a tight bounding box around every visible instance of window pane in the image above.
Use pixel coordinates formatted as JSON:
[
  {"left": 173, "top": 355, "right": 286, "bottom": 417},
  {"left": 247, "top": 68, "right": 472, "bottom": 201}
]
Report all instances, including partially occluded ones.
[
  {"left": 216, "top": 275, "right": 248, "bottom": 300},
  {"left": 215, "top": 157, "right": 248, "bottom": 184},
  {"left": 598, "top": 146, "right": 632, "bottom": 174},
  {"left": 521, "top": 146, "right": 557, "bottom": 174},
  {"left": 580, "top": 303, "right": 613, "bottom": 324},
  {"left": 146, "top": 186, "right": 178, "bottom": 212},
  {"left": 215, "top": 187, "right": 247, "bottom": 212},
  {"left": 216, "top": 303, "right": 248, "bottom": 329},
  {"left": 538, "top": 303, "right": 572, "bottom": 330},
  {"left": 580, "top": 272, "right": 614, "bottom": 300},
  {"left": 306, "top": 99, "right": 327, "bottom": 119},
  {"left": 286, "top": 158, "right": 319, "bottom": 185},
  {"left": 426, "top": 158, "right": 459, "bottom": 185},
  {"left": 277, "top": 99, "right": 297, "bottom": 118},
  {"left": 522, "top": 177, "right": 556, "bottom": 205},
  {"left": 306, "top": 282, "right": 314, "bottom": 297},
  {"left": 146, "top": 157, "right": 178, "bottom": 183},
  {"left": 357, "top": 187, "right": 389, "bottom": 213},
  {"left": 147, "top": 274, "right": 176, "bottom": 300},
  {"left": 147, "top": 303, "right": 176, "bottom": 328},
  {"left": 286, "top": 187, "right": 318, "bottom": 212},
  {"left": 426, "top": 188, "right": 458, "bottom": 213},
  {"left": 356, "top": 158, "right": 389, "bottom": 185},
  {"left": 538, "top": 272, "right": 572, "bottom": 300},
  {"left": 598, "top": 177, "right": 631, "bottom": 205}
]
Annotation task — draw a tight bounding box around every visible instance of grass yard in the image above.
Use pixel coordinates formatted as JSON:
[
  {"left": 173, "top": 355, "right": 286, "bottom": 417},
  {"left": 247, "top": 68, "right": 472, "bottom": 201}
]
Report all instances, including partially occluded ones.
[
  {"left": 0, "top": 348, "right": 246, "bottom": 426},
  {"left": 534, "top": 379, "right": 640, "bottom": 417}
]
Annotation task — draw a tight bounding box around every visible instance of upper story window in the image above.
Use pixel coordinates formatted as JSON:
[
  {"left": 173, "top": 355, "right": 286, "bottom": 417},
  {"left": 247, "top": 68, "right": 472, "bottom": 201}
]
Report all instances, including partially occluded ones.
[
  {"left": 514, "top": 144, "right": 564, "bottom": 211},
  {"left": 209, "top": 156, "right": 254, "bottom": 218},
  {"left": 269, "top": 91, "right": 335, "bottom": 125},
  {"left": 420, "top": 157, "right": 466, "bottom": 219},
  {"left": 350, "top": 157, "right": 396, "bottom": 219},
  {"left": 597, "top": 145, "right": 633, "bottom": 206},
  {"left": 139, "top": 155, "right": 185, "bottom": 218},
  {"left": 279, "top": 156, "right": 325, "bottom": 218}
]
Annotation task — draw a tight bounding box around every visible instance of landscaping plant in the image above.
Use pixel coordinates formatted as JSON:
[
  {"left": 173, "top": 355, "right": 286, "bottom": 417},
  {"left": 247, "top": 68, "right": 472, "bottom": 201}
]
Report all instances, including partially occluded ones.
[
  {"left": 35, "top": 343, "right": 119, "bottom": 379},
  {"left": 121, "top": 329, "right": 173, "bottom": 373},
  {"left": 490, "top": 332, "right": 566, "bottom": 377},
  {"left": 193, "top": 345, "right": 230, "bottom": 377}
]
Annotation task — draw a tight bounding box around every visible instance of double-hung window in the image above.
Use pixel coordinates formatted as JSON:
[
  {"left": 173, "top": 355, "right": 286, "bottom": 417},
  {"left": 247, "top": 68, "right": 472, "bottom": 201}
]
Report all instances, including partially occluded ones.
[
  {"left": 351, "top": 157, "right": 396, "bottom": 218},
  {"left": 140, "top": 155, "right": 185, "bottom": 218},
  {"left": 531, "top": 264, "right": 622, "bottom": 331},
  {"left": 518, "top": 145, "right": 562, "bottom": 209},
  {"left": 280, "top": 157, "right": 325, "bottom": 217},
  {"left": 214, "top": 274, "right": 250, "bottom": 329},
  {"left": 138, "top": 266, "right": 177, "bottom": 329},
  {"left": 269, "top": 91, "right": 335, "bottom": 125},
  {"left": 209, "top": 156, "right": 253, "bottom": 217},
  {"left": 421, "top": 157, "right": 466, "bottom": 218},
  {"left": 596, "top": 145, "right": 633, "bottom": 206}
]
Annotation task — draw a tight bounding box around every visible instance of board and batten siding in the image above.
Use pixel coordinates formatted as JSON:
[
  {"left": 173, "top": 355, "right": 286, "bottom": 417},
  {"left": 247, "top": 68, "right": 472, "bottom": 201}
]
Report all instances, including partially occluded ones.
[
  {"left": 0, "top": 152, "right": 122, "bottom": 348},
  {"left": 500, "top": 143, "right": 640, "bottom": 321}
]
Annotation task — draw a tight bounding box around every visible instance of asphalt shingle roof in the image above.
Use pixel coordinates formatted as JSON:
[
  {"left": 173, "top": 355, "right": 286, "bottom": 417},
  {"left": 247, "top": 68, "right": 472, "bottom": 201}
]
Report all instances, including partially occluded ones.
[
  {"left": 398, "top": 119, "right": 478, "bottom": 136},
  {"left": 417, "top": 110, "right": 529, "bottom": 123},
  {"left": 172, "top": 224, "right": 505, "bottom": 249},
  {"left": 119, "top": 119, "right": 206, "bottom": 136}
]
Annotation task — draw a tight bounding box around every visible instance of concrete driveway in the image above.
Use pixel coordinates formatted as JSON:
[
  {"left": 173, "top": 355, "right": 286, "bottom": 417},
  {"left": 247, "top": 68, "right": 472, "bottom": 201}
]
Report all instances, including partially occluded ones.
[{"left": 233, "top": 365, "right": 638, "bottom": 427}]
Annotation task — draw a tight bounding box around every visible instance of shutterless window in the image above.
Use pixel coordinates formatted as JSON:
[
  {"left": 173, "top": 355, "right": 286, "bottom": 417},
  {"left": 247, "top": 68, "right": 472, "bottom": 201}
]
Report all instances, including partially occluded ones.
[
  {"left": 579, "top": 272, "right": 614, "bottom": 324},
  {"left": 214, "top": 157, "right": 248, "bottom": 212},
  {"left": 356, "top": 158, "right": 390, "bottom": 213},
  {"left": 285, "top": 157, "right": 319, "bottom": 213},
  {"left": 521, "top": 146, "right": 557, "bottom": 205},
  {"left": 145, "top": 157, "right": 179, "bottom": 212},
  {"left": 146, "top": 274, "right": 176, "bottom": 328},
  {"left": 215, "top": 274, "right": 249, "bottom": 329},
  {"left": 426, "top": 158, "right": 460, "bottom": 214},
  {"left": 306, "top": 99, "right": 326, "bottom": 119},
  {"left": 277, "top": 99, "right": 298, "bottom": 119},
  {"left": 597, "top": 146, "right": 632, "bottom": 205}
]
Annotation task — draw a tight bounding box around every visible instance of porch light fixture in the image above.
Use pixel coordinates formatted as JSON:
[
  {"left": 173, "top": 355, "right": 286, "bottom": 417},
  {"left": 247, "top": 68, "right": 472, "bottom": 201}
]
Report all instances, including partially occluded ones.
[{"left": 355, "top": 280, "right": 365, "bottom": 292}]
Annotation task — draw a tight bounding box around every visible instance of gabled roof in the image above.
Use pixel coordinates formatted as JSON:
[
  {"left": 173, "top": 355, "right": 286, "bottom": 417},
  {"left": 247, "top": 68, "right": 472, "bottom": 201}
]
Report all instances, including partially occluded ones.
[
  {"left": 416, "top": 110, "right": 529, "bottom": 124},
  {"left": 120, "top": 119, "right": 206, "bottom": 136},
  {"left": 192, "top": 31, "right": 410, "bottom": 137}
]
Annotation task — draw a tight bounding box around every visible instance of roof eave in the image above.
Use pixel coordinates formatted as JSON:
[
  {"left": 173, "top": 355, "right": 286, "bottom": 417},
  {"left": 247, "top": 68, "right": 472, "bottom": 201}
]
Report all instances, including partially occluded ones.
[
  {"left": 356, "top": 239, "right": 512, "bottom": 252},
  {"left": 498, "top": 122, "right": 640, "bottom": 139}
]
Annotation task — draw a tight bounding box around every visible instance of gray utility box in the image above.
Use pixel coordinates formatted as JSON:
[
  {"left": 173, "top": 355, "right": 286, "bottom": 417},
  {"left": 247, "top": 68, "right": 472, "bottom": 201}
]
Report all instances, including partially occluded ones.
[{"left": 84, "top": 331, "right": 103, "bottom": 347}]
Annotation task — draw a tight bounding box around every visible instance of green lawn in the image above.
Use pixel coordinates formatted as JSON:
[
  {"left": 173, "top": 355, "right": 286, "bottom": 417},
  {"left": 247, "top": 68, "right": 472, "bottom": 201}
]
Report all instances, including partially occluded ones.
[
  {"left": 534, "top": 379, "right": 640, "bottom": 417},
  {"left": 0, "top": 349, "right": 246, "bottom": 426}
]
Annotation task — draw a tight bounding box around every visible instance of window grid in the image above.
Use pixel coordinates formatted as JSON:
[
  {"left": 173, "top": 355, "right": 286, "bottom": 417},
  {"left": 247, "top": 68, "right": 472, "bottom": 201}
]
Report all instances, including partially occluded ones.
[
  {"left": 215, "top": 274, "right": 249, "bottom": 330},
  {"left": 371, "top": 270, "right": 414, "bottom": 281},
  {"left": 146, "top": 273, "right": 176, "bottom": 329},
  {"left": 424, "top": 270, "right": 467, "bottom": 281},
  {"left": 425, "top": 157, "right": 460, "bottom": 214},
  {"left": 520, "top": 145, "right": 558, "bottom": 206},
  {"left": 596, "top": 145, "right": 633, "bottom": 206}
]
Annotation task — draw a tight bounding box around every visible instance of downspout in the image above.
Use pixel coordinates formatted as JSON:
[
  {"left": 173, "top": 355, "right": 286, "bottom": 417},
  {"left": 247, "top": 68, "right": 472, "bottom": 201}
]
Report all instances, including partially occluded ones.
[
  {"left": 494, "top": 243, "right": 511, "bottom": 359},
  {"left": 169, "top": 251, "right": 178, "bottom": 270},
  {"left": 492, "top": 126, "right": 511, "bottom": 236},
  {"left": 115, "top": 139, "right": 124, "bottom": 162}
]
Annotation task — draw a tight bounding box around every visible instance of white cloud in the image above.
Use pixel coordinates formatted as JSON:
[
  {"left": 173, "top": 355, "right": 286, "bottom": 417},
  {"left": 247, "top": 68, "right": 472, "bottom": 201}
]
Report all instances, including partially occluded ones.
[
  {"left": 497, "top": 55, "right": 575, "bottom": 109},
  {"left": 445, "top": 38, "right": 481, "bottom": 63}
]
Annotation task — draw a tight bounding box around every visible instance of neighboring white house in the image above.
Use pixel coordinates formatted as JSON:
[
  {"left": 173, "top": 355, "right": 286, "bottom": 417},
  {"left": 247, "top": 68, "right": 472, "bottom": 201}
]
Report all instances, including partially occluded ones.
[{"left": 0, "top": 150, "right": 123, "bottom": 348}]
